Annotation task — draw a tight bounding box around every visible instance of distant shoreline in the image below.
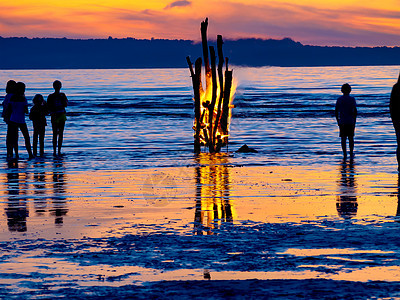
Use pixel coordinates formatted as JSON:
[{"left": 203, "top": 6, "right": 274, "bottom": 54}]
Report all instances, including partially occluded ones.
[
  {"left": 2, "top": 37, "right": 400, "bottom": 69},
  {"left": 2, "top": 64, "right": 400, "bottom": 71}
]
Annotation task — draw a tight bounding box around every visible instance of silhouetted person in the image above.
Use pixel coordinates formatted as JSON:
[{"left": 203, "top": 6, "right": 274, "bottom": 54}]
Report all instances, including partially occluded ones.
[
  {"left": 8, "top": 82, "right": 34, "bottom": 159},
  {"left": 47, "top": 80, "right": 68, "bottom": 156},
  {"left": 2, "top": 80, "right": 18, "bottom": 159},
  {"left": 3, "top": 80, "right": 16, "bottom": 123},
  {"left": 29, "top": 94, "right": 48, "bottom": 157},
  {"left": 390, "top": 73, "right": 400, "bottom": 171},
  {"left": 335, "top": 83, "right": 357, "bottom": 159},
  {"left": 397, "top": 174, "right": 400, "bottom": 216}
]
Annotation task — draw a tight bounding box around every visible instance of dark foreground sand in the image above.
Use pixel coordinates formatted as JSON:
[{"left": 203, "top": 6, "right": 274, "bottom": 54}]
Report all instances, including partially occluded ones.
[
  {"left": 1, "top": 160, "right": 400, "bottom": 298},
  {"left": 2, "top": 279, "right": 400, "bottom": 299}
]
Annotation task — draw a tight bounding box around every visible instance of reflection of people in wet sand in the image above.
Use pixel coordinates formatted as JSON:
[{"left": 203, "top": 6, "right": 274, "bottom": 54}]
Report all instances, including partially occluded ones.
[
  {"left": 337, "top": 160, "right": 358, "bottom": 219},
  {"left": 335, "top": 83, "right": 357, "bottom": 159},
  {"left": 194, "top": 155, "right": 233, "bottom": 235},
  {"left": 390, "top": 73, "right": 400, "bottom": 171},
  {"left": 33, "top": 160, "right": 47, "bottom": 215},
  {"left": 5, "top": 162, "right": 29, "bottom": 232},
  {"left": 47, "top": 80, "right": 68, "bottom": 156},
  {"left": 50, "top": 158, "right": 68, "bottom": 226}
]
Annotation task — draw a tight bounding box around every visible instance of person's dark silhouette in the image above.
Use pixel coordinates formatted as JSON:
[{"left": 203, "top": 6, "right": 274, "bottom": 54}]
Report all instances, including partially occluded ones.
[
  {"left": 29, "top": 94, "right": 48, "bottom": 157},
  {"left": 8, "top": 82, "right": 34, "bottom": 159},
  {"left": 335, "top": 83, "right": 357, "bottom": 159},
  {"left": 2, "top": 80, "right": 18, "bottom": 159},
  {"left": 396, "top": 174, "right": 400, "bottom": 217},
  {"left": 47, "top": 80, "right": 68, "bottom": 156},
  {"left": 390, "top": 73, "right": 400, "bottom": 171},
  {"left": 336, "top": 160, "right": 358, "bottom": 218}
]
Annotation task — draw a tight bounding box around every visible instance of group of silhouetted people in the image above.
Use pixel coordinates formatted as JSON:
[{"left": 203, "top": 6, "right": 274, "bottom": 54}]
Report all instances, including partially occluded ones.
[{"left": 2, "top": 80, "right": 68, "bottom": 160}]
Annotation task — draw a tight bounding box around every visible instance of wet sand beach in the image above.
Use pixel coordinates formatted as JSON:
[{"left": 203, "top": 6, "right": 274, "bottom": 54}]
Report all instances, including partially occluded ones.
[{"left": 2, "top": 155, "right": 400, "bottom": 298}]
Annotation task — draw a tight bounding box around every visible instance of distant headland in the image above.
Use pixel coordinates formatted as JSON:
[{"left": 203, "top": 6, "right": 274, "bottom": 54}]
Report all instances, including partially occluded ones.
[{"left": 1, "top": 36, "right": 400, "bottom": 69}]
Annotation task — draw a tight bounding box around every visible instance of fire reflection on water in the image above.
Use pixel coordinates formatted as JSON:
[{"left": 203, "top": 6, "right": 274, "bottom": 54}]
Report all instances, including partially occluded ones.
[{"left": 194, "top": 154, "right": 235, "bottom": 235}]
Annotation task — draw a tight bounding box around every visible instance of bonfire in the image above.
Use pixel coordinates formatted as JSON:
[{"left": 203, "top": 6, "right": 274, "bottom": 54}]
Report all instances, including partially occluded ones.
[{"left": 187, "top": 18, "right": 236, "bottom": 153}]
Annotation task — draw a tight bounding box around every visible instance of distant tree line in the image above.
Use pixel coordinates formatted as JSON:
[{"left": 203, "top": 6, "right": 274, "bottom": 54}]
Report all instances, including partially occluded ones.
[{"left": 1, "top": 36, "right": 400, "bottom": 69}]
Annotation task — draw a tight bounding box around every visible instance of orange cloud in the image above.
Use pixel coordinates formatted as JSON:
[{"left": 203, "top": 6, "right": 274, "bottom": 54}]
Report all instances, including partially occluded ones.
[{"left": 1, "top": 0, "right": 400, "bottom": 46}]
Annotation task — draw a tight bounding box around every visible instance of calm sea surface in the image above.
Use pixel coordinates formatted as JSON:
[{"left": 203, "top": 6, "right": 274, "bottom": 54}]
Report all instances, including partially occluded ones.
[{"left": 0, "top": 66, "right": 398, "bottom": 171}]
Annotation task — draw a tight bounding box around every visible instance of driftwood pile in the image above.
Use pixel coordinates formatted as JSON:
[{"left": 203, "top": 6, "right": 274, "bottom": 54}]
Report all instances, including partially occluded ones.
[{"left": 187, "top": 18, "right": 234, "bottom": 154}]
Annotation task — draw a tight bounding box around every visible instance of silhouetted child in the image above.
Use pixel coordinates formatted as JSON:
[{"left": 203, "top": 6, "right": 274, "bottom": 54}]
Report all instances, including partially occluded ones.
[
  {"left": 29, "top": 94, "right": 48, "bottom": 157},
  {"left": 335, "top": 83, "right": 357, "bottom": 159}
]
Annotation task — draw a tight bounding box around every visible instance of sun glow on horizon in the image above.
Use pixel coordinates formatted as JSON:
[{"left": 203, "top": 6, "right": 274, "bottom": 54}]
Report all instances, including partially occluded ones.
[{"left": 2, "top": 0, "right": 400, "bottom": 46}]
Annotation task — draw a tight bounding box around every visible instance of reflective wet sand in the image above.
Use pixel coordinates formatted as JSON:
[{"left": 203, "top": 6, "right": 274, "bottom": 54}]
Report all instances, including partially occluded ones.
[
  {"left": 1, "top": 155, "right": 400, "bottom": 297},
  {"left": 1, "top": 156, "right": 399, "bottom": 240}
]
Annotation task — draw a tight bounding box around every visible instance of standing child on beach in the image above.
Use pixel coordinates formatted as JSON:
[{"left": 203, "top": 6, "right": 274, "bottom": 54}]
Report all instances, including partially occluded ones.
[
  {"left": 335, "top": 83, "right": 357, "bottom": 159},
  {"left": 29, "top": 94, "right": 48, "bottom": 157}
]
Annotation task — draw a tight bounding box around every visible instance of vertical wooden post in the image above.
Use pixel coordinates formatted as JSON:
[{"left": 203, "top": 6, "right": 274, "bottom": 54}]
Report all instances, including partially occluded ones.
[
  {"left": 194, "top": 58, "right": 203, "bottom": 153},
  {"left": 201, "top": 18, "right": 211, "bottom": 91},
  {"left": 187, "top": 56, "right": 203, "bottom": 154},
  {"left": 212, "top": 35, "right": 225, "bottom": 146},
  {"left": 219, "top": 70, "right": 232, "bottom": 149},
  {"left": 208, "top": 46, "right": 217, "bottom": 153},
  {"left": 217, "top": 35, "right": 224, "bottom": 92}
]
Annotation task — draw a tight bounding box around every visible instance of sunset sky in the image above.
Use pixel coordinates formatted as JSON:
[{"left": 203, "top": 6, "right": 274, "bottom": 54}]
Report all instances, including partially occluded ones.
[{"left": 2, "top": 0, "right": 400, "bottom": 46}]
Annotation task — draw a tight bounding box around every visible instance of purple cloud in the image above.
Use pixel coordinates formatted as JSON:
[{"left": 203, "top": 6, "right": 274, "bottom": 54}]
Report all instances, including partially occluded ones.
[{"left": 164, "top": 0, "right": 191, "bottom": 10}]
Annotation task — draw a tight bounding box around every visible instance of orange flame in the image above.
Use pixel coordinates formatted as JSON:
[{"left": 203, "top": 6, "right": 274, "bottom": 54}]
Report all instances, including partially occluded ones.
[{"left": 194, "top": 72, "right": 236, "bottom": 150}]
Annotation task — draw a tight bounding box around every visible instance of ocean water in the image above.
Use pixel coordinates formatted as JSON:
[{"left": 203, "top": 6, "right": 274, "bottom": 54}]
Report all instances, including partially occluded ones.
[{"left": 0, "top": 65, "right": 398, "bottom": 171}]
